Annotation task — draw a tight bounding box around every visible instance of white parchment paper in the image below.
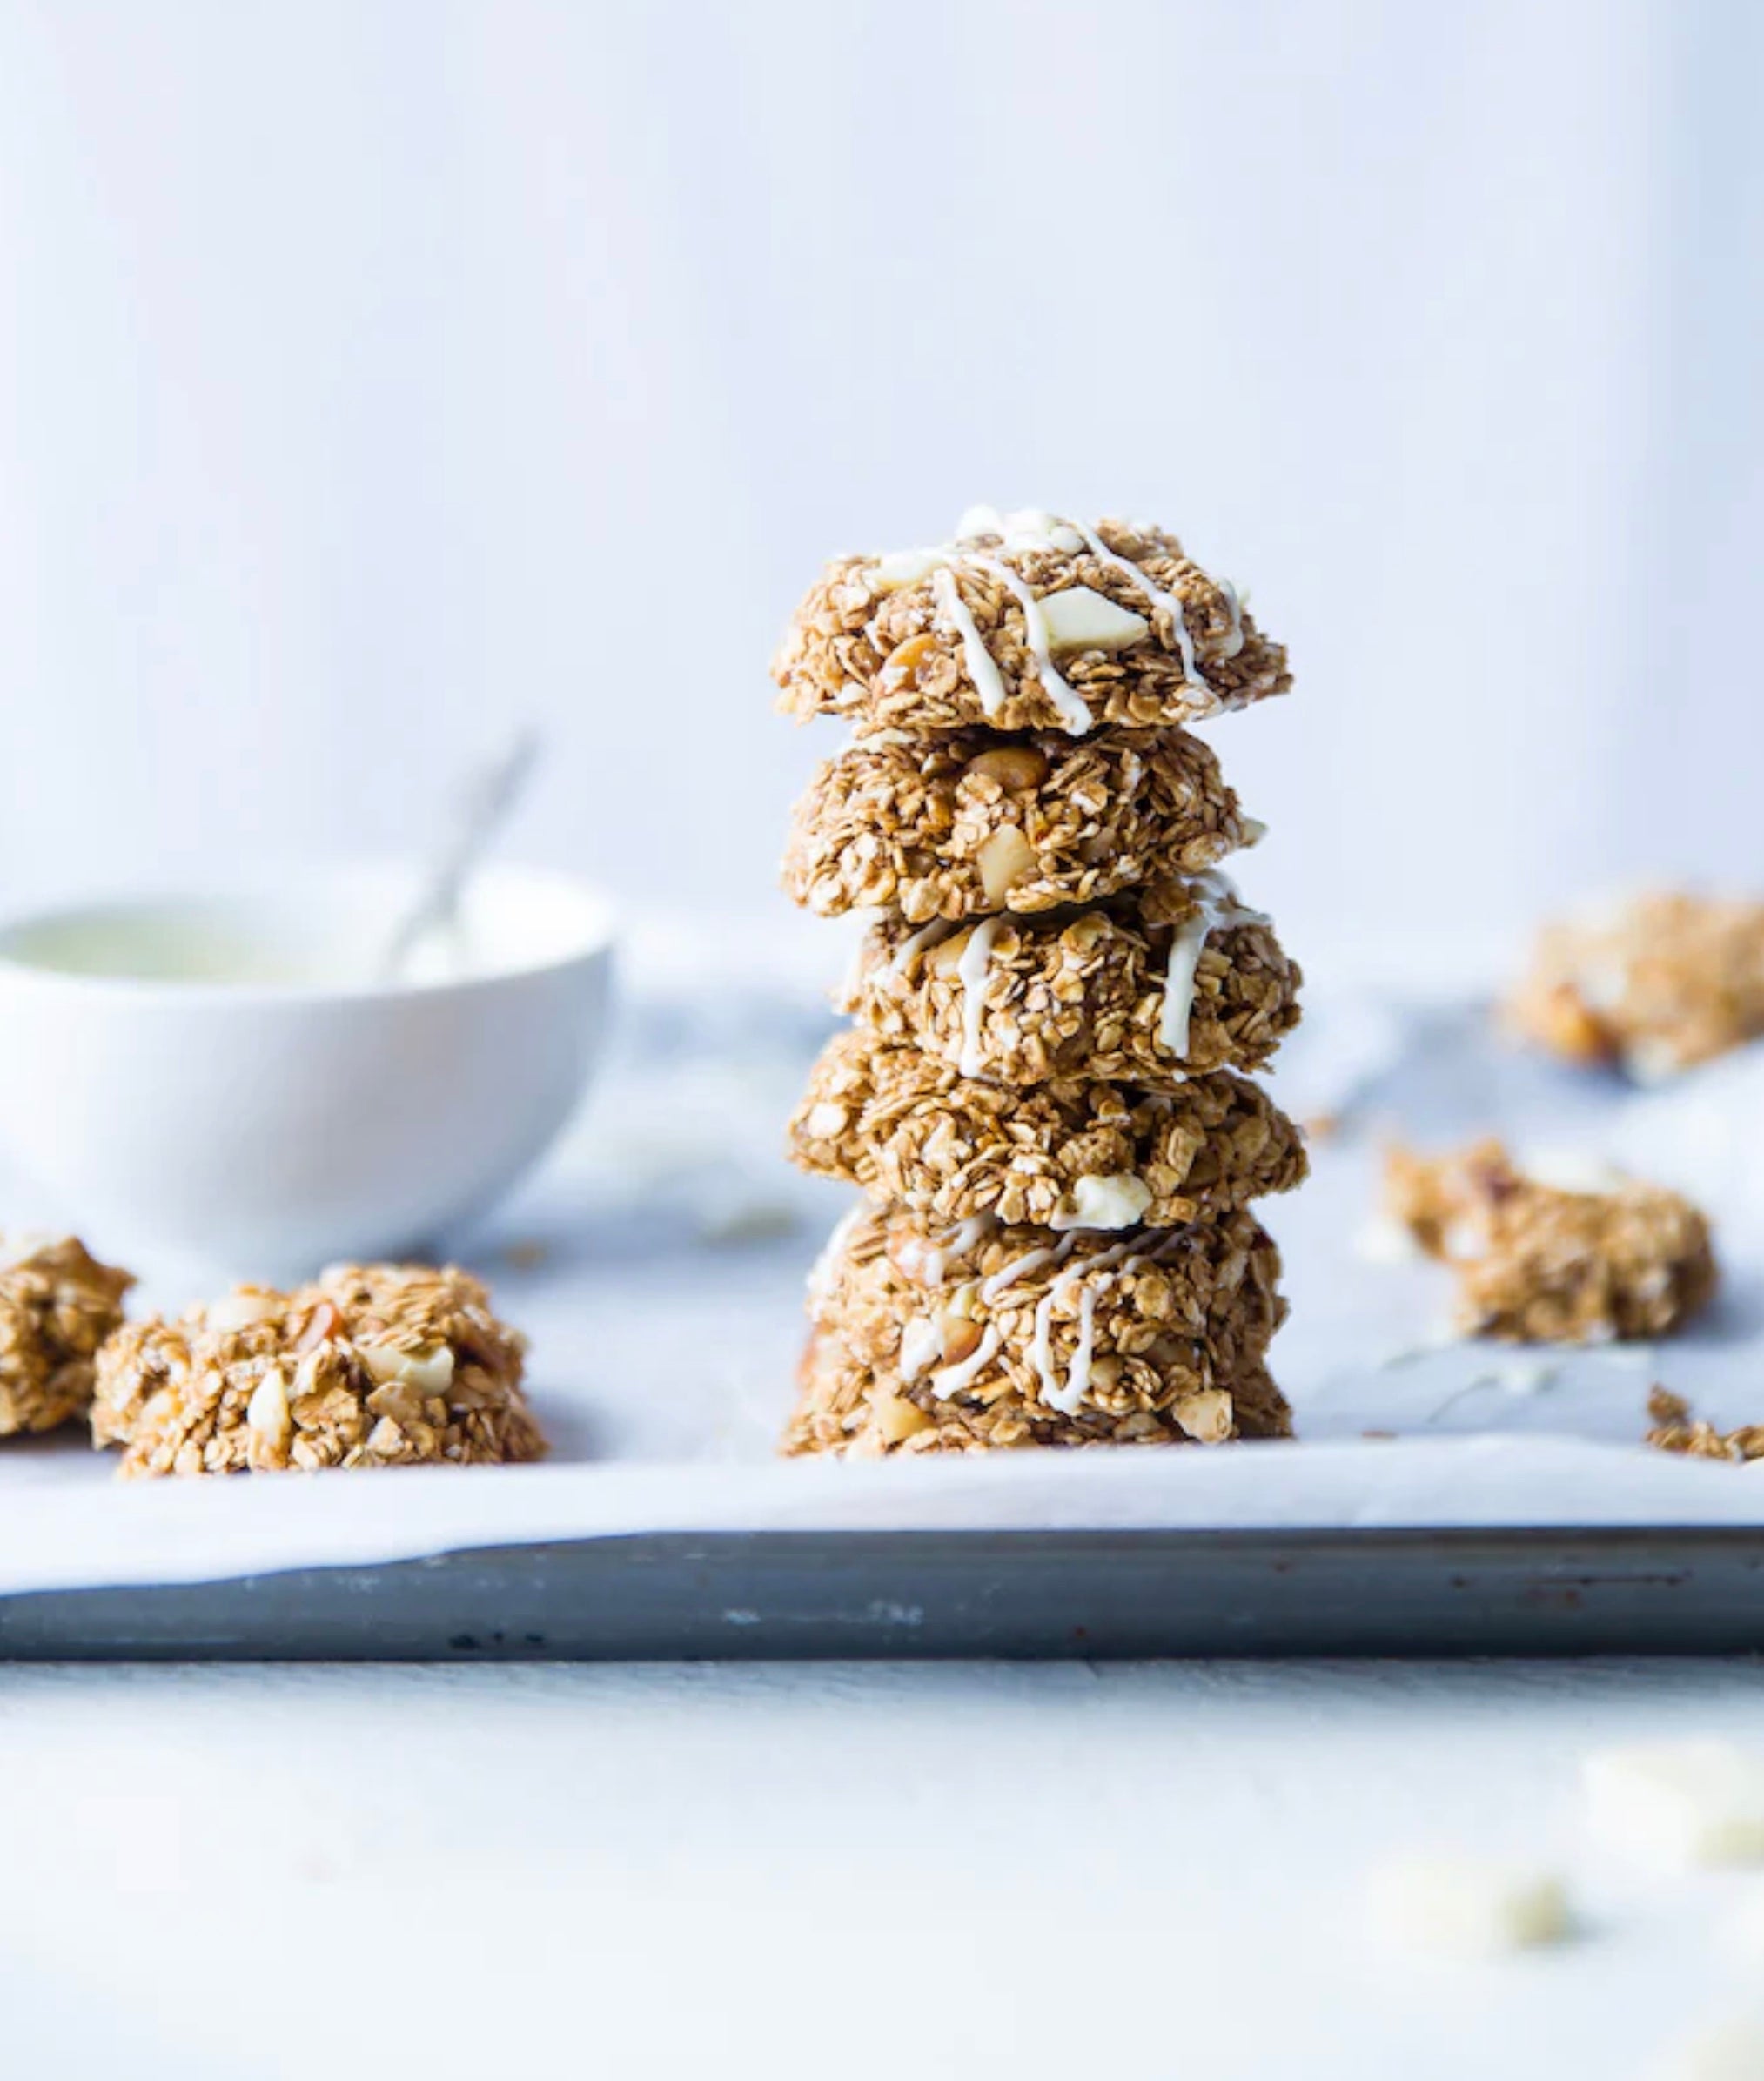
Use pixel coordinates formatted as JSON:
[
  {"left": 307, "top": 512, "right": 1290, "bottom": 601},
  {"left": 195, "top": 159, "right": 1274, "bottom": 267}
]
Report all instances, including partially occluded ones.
[{"left": 4, "top": 963, "right": 1762, "bottom": 1599}]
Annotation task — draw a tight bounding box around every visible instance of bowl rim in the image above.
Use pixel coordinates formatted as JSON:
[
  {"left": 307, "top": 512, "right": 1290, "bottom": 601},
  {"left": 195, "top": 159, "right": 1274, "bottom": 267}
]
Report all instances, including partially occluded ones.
[{"left": 0, "top": 859, "right": 619, "bottom": 1009}]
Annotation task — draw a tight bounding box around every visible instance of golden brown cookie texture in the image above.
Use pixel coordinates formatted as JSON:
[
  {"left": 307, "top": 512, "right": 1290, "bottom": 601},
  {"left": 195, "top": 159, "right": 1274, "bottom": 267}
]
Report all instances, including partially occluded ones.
[
  {"left": 91, "top": 1261, "right": 545, "bottom": 1477},
  {"left": 845, "top": 881, "right": 1301, "bottom": 1086},
  {"left": 0, "top": 1236, "right": 134, "bottom": 1437},
  {"left": 785, "top": 1203, "right": 1290, "bottom": 1456},
  {"left": 783, "top": 728, "right": 1250, "bottom": 924},
  {"left": 791, "top": 1029, "right": 1306, "bottom": 1230},
  {"left": 1385, "top": 1139, "right": 1717, "bottom": 1344},
  {"left": 1506, "top": 890, "right": 1764, "bottom": 1080},
  {"left": 775, "top": 514, "right": 1288, "bottom": 736}
]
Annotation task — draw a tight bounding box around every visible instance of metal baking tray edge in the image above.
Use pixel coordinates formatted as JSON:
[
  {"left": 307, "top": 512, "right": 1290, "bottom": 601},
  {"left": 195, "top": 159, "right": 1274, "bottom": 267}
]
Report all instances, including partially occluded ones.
[{"left": 2, "top": 1526, "right": 1762, "bottom": 1658}]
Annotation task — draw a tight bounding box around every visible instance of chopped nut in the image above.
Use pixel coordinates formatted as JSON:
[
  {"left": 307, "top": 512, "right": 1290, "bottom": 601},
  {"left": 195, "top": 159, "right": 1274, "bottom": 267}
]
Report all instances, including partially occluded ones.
[
  {"left": 245, "top": 1364, "right": 292, "bottom": 1466},
  {"left": 869, "top": 1384, "right": 932, "bottom": 1444},
  {"left": 962, "top": 744, "right": 1050, "bottom": 793},
  {"left": 977, "top": 825, "right": 1038, "bottom": 904}
]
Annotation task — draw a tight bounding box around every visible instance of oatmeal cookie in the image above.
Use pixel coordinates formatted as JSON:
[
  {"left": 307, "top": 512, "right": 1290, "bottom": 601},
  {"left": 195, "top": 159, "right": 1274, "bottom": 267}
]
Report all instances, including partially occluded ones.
[
  {"left": 1385, "top": 1139, "right": 1717, "bottom": 1343},
  {"left": 790, "top": 1029, "right": 1306, "bottom": 1229},
  {"left": 1506, "top": 890, "right": 1764, "bottom": 1080},
  {"left": 91, "top": 1262, "right": 545, "bottom": 1477},
  {"left": 786, "top": 1201, "right": 1289, "bottom": 1454},
  {"left": 0, "top": 1236, "right": 133, "bottom": 1437},
  {"left": 786, "top": 1326, "right": 1290, "bottom": 1456},
  {"left": 774, "top": 511, "right": 1289, "bottom": 736},
  {"left": 844, "top": 877, "right": 1301, "bottom": 1085},
  {"left": 783, "top": 726, "right": 1251, "bottom": 923}
]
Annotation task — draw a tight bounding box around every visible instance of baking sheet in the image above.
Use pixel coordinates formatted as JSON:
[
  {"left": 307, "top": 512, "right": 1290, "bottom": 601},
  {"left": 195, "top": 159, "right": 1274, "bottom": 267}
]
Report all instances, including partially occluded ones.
[{"left": 3, "top": 957, "right": 1764, "bottom": 1604}]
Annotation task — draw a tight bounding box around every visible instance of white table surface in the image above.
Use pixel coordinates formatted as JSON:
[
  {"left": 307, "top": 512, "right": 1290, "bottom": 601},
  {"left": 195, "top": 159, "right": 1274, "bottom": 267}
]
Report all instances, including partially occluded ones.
[{"left": 5, "top": 1656, "right": 1764, "bottom": 2080}]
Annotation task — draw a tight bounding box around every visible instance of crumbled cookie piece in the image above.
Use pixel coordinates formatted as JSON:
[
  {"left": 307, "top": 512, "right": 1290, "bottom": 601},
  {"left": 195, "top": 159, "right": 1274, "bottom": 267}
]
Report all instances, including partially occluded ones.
[
  {"left": 91, "top": 1262, "right": 544, "bottom": 1477},
  {"left": 1645, "top": 1386, "right": 1764, "bottom": 1464},
  {"left": 790, "top": 1029, "right": 1306, "bottom": 1229},
  {"left": 0, "top": 1236, "right": 134, "bottom": 1436},
  {"left": 1385, "top": 1139, "right": 1717, "bottom": 1343},
  {"left": 1506, "top": 890, "right": 1764, "bottom": 1080},
  {"left": 784, "top": 1201, "right": 1289, "bottom": 1455},
  {"left": 846, "top": 880, "right": 1301, "bottom": 1086},
  {"left": 774, "top": 512, "right": 1289, "bottom": 736},
  {"left": 784, "top": 728, "right": 1251, "bottom": 923}
]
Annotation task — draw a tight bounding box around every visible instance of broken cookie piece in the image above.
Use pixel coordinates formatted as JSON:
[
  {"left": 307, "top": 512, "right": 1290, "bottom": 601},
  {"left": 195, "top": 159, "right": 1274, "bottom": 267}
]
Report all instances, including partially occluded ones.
[
  {"left": 1506, "top": 889, "right": 1764, "bottom": 1081},
  {"left": 0, "top": 1235, "right": 134, "bottom": 1436},
  {"left": 1384, "top": 1139, "right": 1716, "bottom": 1343},
  {"left": 91, "top": 1262, "right": 545, "bottom": 1476}
]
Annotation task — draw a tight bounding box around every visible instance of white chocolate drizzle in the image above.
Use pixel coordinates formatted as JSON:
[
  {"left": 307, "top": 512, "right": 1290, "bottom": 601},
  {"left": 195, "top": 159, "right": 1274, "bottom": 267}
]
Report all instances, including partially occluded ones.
[
  {"left": 1217, "top": 576, "right": 1245, "bottom": 658},
  {"left": 1027, "top": 1230, "right": 1197, "bottom": 1414},
  {"left": 931, "top": 566, "right": 1007, "bottom": 720},
  {"left": 1157, "top": 870, "right": 1269, "bottom": 1062},
  {"left": 979, "top": 1234, "right": 1080, "bottom": 1304},
  {"left": 889, "top": 916, "right": 956, "bottom": 977},
  {"left": 930, "top": 1325, "right": 1002, "bottom": 1400},
  {"left": 1072, "top": 520, "right": 1217, "bottom": 710},
  {"left": 897, "top": 1315, "right": 944, "bottom": 1382},
  {"left": 956, "top": 916, "right": 1004, "bottom": 1077},
  {"left": 963, "top": 554, "right": 1091, "bottom": 735},
  {"left": 876, "top": 507, "right": 1238, "bottom": 736},
  {"left": 806, "top": 1205, "right": 863, "bottom": 1307}
]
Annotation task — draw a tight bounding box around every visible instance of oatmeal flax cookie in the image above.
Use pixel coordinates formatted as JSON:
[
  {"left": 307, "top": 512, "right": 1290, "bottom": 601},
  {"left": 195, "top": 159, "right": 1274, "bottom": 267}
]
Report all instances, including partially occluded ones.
[
  {"left": 846, "top": 878, "right": 1301, "bottom": 1085},
  {"left": 91, "top": 1262, "right": 545, "bottom": 1476},
  {"left": 1506, "top": 890, "right": 1764, "bottom": 1080},
  {"left": 0, "top": 1235, "right": 133, "bottom": 1437},
  {"left": 775, "top": 512, "right": 1289, "bottom": 736},
  {"left": 787, "top": 1203, "right": 1290, "bottom": 1456},
  {"left": 1385, "top": 1140, "right": 1716, "bottom": 1344},
  {"left": 791, "top": 1029, "right": 1306, "bottom": 1229},
  {"left": 784, "top": 727, "right": 1251, "bottom": 923}
]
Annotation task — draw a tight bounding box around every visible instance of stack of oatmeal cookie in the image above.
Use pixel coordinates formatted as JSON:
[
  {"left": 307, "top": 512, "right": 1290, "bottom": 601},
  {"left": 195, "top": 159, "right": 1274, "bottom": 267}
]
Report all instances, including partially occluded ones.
[{"left": 775, "top": 507, "right": 1306, "bottom": 1455}]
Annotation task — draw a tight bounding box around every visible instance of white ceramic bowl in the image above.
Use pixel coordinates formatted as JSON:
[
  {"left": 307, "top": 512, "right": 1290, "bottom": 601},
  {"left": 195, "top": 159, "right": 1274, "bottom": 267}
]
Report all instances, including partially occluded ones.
[{"left": 0, "top": 863, "right": 616, "bottom": 1279}]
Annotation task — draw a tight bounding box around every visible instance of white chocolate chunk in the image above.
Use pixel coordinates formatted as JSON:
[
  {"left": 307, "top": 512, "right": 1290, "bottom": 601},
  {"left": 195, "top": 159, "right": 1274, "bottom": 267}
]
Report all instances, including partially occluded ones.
[
  {"left": 1051, "top": 1173, "right": 1153, "bottom": 1232},
  {"left": 954, "top": 503, "right": 1003, "bottom": 541},
  {"left": 206, "top": 1288, "right": 284, "bottom": 1332},
  {"left": 1365, "top": 1856, "right": 1571, "bottom": 1956},
  {"left": 1584, "top": 1741, "right": 1764, "bottom": 1868},
  {"left": 357, "top": 1343, "right": 456, "bottom": 1395},
  {"left": 869, "top": 549, "right": 942, "bottom": 592},
  {"left": 1039, "top": 586, "right": 1151, "bottom": 655}
]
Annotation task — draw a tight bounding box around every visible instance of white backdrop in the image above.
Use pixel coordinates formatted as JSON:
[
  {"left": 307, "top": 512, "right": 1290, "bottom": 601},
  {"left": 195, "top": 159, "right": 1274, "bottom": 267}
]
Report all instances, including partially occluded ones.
[{"left": 0, "top": 0, "right": 1758, "bottom": 983}]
